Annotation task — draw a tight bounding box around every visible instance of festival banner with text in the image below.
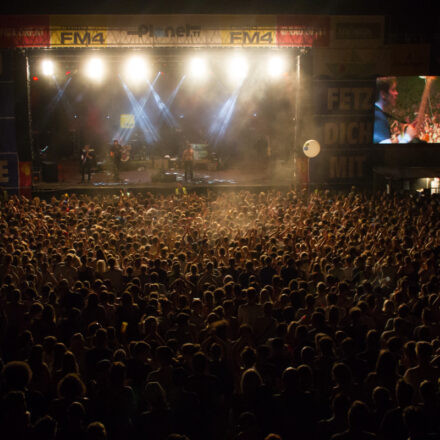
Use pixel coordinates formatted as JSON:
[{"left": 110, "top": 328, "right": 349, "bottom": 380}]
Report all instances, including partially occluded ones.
[
  {"left": 1, "top": 14, "right": 332, "bottom": 48},
  {"left": 309, "top": 79, "right": 376, "bottom": 184}
]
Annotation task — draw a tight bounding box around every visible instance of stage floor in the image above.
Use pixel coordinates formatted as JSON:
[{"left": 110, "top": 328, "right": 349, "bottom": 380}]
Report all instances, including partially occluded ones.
[{"left": 33, "top": 160, "right": 293, "bottom": 193}]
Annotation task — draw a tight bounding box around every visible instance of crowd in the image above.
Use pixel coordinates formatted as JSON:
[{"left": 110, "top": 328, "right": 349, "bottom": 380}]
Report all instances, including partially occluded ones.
[{"left": 1, "top": 188, "right": 440, "bottom": 440}]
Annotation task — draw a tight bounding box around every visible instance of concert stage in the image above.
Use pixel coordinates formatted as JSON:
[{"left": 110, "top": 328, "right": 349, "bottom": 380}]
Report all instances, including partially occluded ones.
[{"left": 32, "top": 159, "right": 293, "bottom": 195}]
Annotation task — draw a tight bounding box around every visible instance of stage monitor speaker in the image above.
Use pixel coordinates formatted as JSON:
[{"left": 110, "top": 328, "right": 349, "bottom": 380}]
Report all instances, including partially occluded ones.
[{"left": 41, "top": 162, "right": 58, "bottom": 182}]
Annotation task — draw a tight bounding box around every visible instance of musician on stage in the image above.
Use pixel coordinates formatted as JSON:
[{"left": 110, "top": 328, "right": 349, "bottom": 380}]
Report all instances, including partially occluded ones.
[
  {"left": 80, "top": 144, "right": 94, "bottom": 183},
  {"left": 374, "top": 76, "right": 417, "bottom": 144},
  {"left": 110, "top": 139, "right": 122, "bottom": 181},
  {"left": 182, "top": 141, "right": 194, "bottom": 182}
]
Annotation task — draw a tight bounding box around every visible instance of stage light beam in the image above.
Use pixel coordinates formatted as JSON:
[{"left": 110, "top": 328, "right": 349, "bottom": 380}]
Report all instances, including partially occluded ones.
[
  {"left": 227, "top": 56, "right": 248, "bottom": 84},
  {"left": 267, "top": 55, "right": 287, "bottom": 78},
  {"left": 42, "top": 59, "right": 54, "bottom": 76},
  {"left": 84, "top": 57, "right": 105, "bottom": 82},
  {"left": 188, "top": 57, "right": 208, "bottom": 79},
  {"left": 124, "top": 56, "right": 149, "bottom": 84}
]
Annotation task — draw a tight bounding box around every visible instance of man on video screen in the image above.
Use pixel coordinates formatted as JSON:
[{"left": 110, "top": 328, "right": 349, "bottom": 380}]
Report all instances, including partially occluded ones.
[{"left": 374, "top": 76, "right": 417, "bottom": 144}]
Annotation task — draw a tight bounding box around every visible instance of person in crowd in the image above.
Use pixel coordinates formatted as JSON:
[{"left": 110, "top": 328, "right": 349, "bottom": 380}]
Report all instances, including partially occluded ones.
[{"left": 0, "top": 189, "right": 440, "bottom": 439}]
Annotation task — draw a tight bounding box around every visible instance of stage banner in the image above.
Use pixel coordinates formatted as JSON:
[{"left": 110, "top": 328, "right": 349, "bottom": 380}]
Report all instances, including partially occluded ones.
[
  {"left": 329, "top": 16, "right": 384, "bottom": 49},
  {"left": 0, "top": 152, "right": 19, "bottom": 191},
  {"left": 0, "top": 16, "right": 50, "bottom": 48},
  {"left": 49, "top": 15, "right": 280, "bottom": 47},
  {"left": 1, "top": 14, "right": 337, "bottom": 48},
  {"left": 313, "top": 47, "right": 390, "bottom": 79},
  {"left": 276, "top": 15, "right": 329, "bottom": 47}
]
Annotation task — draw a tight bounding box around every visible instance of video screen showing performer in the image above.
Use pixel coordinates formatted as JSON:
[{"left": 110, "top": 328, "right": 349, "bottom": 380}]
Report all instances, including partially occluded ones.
[{"left": 374, "top": 76, "right": 440, "bottom": 144}]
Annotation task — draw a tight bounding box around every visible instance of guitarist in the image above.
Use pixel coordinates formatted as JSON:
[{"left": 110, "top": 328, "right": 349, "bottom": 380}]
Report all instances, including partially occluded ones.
[
  {"left": 80, "top": 144, "right": 94, "bottom": 183},
  {"left": 374, "top": 77, "right": 417, "bottom": 144}
]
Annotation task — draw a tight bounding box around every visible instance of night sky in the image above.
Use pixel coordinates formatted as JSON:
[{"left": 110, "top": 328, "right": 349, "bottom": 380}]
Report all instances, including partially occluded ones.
[{"left": 0, "top": 0, "right": 435, "bottom": 16}]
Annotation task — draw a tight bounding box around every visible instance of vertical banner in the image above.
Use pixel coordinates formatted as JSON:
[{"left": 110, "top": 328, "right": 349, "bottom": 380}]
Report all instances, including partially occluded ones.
[{"left": 309, "top": 79, "right": 376, "bottom": 185}]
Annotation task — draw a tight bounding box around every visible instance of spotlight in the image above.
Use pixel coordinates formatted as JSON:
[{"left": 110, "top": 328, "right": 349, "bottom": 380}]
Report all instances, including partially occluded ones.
[
  {"left": 267, "top": 55, "right": 287, "bottom": 78},
  {"left": 84, "top": 57, "right": 105, "bottom": 82},
  {"left": 188, "top": 57, "right": 208, "bottom": 79},
  {"left": 227, "top": 55, "right": 248, "bottom": 84},
  {"left": 42, "top": 59, "right": 54, "bottom": 76},
  {"left": 124, "top": 56, "right": 148, "bottom": 84}
]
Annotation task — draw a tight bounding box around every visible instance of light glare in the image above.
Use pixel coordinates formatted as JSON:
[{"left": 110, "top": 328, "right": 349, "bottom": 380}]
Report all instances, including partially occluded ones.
[
  {"left": 85, "top": 57, "right": 105, "bottom": 82},
  {"left": 124, "top": 56, "right": 148, "bottom": 83},
  {"left": 188, "top": 57, "right": 208, "bottom": 79},
  {"left": 227, "top": 56, "right": 248, "bottom": 83},
  {"left": 42, "top": 59, "right": 54, "bottom": 76},
  {"left": 268, "top": 56, "right": 287, "bottom": 78}
]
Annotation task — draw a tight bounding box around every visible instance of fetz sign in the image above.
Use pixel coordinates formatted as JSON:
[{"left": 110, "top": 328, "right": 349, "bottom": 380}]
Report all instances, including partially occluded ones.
[
  {"left": 309, "top": 80, "right": 375, "bottom": 183},
  {"left": 313, "top": 80, "right": 375, "bottom": 146}
]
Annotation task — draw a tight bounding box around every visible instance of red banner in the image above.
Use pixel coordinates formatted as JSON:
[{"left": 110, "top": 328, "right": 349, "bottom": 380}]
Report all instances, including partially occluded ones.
[
  {"left": 276, "top": 15, "right": 330, "bottom": 47},
  {"left": 0, "top": 16, "right": 50, "bottom": 47}
]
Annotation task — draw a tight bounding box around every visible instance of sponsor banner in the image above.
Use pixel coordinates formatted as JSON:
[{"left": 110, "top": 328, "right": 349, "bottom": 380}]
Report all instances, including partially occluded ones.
[
  {"left": 0, "top": 152, "right": 19, "bottom": 190},
  {"left": 0, "top": 16, "right": 50, "bottom": 47},
  {"left": 276, "top": 15, "right": 330, "bottom": 47},
  {"left": 50, "top": 29, "right": 108, "bottom": 47},
  {"left": 313, "top": 48, "right": 390, "bottom": 79},
  {"left": 388, "top": 44, "right": 430, "bottom": 76},
  {"left": 330, "top": 16, "right": 384, "bottom": 48},
  {"left": 49, "top": 14, "right": 278, "bottom": 47},
  {"left": 0, "top": 14, "right": 334, "bottom": 48},
  {"left": 309, "top": 147, "right": 373, "bottom": 183},
  {"left": 221, "top": 29, "right": 276, "bottom": 47}
]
